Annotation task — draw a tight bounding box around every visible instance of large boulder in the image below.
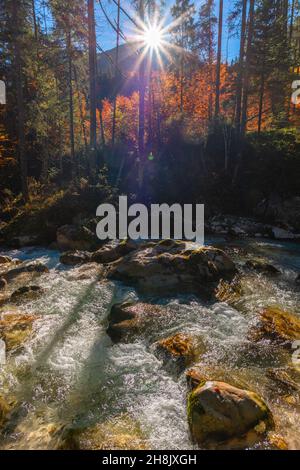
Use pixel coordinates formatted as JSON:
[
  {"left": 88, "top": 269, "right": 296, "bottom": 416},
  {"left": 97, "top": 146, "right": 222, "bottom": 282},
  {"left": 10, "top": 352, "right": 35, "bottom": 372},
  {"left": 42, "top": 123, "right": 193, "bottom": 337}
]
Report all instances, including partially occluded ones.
[
  {"left": 56, "top": 224, "right": 97, "bottom": 251},
  {"left": 107, "top": 242, "right": 237, "bottom": 297},
  {"left": 251, "top": 307, "right": 300, "bottom": 345},
  {"left": 107, "top": 302, "right": 164, "bottom": 343},
  {"left": 188, "top": 380, "right": 273, "bottom": 446}
]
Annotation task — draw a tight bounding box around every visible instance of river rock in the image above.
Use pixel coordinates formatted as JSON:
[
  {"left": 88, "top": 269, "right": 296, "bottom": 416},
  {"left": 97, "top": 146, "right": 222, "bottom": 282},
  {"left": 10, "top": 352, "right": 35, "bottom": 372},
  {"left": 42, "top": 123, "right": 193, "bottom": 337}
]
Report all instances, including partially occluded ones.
[
  {"left": 187, "top": 380, "right": 273, "bottom": 446},
  {"left": 0, "top": 255, "right": 12, "bottom": 265},
  {"left": 2, "top": 263, "right": 49, "bottom": 283},
  {"left": 0, "top": 312, "right": 37, "bottom": 351},
  {"left": 245, "top": 259, "right": 280, "bottom": 275},
  {"left": 251, "top": 307, "right": 300, "bottom": 345},
  {"left": 91, "top": 239, "right": 138, "bottom": 264},
  {"left": 215, "top": 278, "right": 243, "bottom": 306},
  {"left": 0, "top": 277, "right": 7, "bottom": 290},
  {"left": 154, "top": 333, "right": 199, "bottom": 374},
  {"left": 60, "top": 250, "right": 92, "bottom": 266},
  {"left": 10, "top": 286, "right": 43, "bottom": 303},
  {"left": 186, "top": 368, "right": 208, "bottom": 392},
  {"left": 107, "top": 302, "right": 164, "bottom": 343},
  {"left": 266, "top": 368, "right": 299, "bottom": 395},
  {"left": 107, "top": 242, "right": 237, "bottom": 297},
  {"left": 76, "top": 414, "right": 147, "bottom": 450},
  {"left": 56, "top": 224, "right": 96, "bottom": 251},
  {"left": 66, "top": 263, "right": 104, "bottom": 281},
  {"left": 0, "top": 395, "right": 10, "bottom": 428},
  {"left": 296, "top": 274, "right": 300, "bottom": 284}
]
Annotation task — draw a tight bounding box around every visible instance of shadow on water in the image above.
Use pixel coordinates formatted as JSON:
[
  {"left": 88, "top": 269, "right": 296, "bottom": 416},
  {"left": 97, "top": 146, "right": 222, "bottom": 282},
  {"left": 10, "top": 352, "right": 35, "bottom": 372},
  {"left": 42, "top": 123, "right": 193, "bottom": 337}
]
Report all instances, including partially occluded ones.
[{"left": 0, "top": 275, "right": 113, "bottom": 441}]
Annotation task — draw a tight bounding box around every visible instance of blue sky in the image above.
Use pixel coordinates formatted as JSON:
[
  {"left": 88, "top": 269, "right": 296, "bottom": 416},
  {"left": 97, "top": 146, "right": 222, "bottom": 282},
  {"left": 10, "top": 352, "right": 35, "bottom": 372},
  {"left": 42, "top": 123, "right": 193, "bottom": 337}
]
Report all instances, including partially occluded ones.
[{"left": 96, "top": 0, "right": 240, "bottom": 61}]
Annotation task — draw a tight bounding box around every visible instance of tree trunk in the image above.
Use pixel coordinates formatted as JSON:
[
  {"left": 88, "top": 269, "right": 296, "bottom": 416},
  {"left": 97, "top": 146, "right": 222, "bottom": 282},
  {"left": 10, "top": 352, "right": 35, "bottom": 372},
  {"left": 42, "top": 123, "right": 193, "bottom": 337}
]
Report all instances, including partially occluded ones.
[
  {"left": 12, "top": 0, "right": 29, "bottom": 201},
  {"left": 235, "top": 0, "right": 248, "bottom": 134},
  {"left": 215, "top": 0, "right": 223, "bottom": 118},
  {"left": 241, "top": 0, "right": 255, "bottom": 136},
  {"left": 258, "top": 70, "right": 265, "bottom": 134},
  {"left": 31, "top": 0, "right": 38, "bottom": 40},
  {"left": 138, "top": 0, "right": 145, "bottom": 160},
  {"left": 73, "top": 64, "right": 88, "bottom": 153},
  {"left": 208, "top": 5, "right": 213, "bottom": 121},
  {"left": 66, "top": 31, "right": 75, "bottom": 179},
  {"left": 88, "top": 0, "right": 97, "bottom": 176},
  {"left": 112, "top": 0, "right": 121, "bottom": 147}
]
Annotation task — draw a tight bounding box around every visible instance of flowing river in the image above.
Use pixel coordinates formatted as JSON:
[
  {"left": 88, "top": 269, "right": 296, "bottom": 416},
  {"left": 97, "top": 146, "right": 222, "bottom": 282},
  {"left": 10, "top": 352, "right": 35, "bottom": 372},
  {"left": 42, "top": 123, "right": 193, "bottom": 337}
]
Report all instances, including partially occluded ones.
[{"left": 0, "top": 237, "right": 299, "bottom": 450}]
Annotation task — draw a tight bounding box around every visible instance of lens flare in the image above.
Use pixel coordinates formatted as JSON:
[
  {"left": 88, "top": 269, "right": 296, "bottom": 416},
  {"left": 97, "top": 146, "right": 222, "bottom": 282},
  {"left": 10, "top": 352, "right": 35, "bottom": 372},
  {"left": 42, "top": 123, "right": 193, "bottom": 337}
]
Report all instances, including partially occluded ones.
[{"left": 143, "top": 25, "right": 163, "bottom": 50}]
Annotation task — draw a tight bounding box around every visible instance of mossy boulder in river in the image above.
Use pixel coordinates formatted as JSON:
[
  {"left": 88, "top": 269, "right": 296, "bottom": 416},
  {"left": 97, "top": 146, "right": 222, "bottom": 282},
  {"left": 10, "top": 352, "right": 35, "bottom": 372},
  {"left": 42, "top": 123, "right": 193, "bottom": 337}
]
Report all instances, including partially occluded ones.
[
  {"left": 245, "top": 258, "right": 280, "bottom": 275},
  {"left": 60, "top": 250, "right": 92, "bottom": 266},
  {"left": 0, "top": 312, "right": 37, "bottom": 351},
  {"left": 107, "top": 302, "right": 164, "bottom": 343},
  {"left": 56, "top": 224, "right": 97, "bottom": 251},
  {"left": 107, "top": 242, "right": 237, "bottom": 297},
  {"left": 91, "top": 239, "right": 138, "bottom": 264},
  {"left": 9, "top": 285, "right": 43, "bottom": 303},
  {"left": 251, "top": 307, "right": 300, "bottom": 345},
  {"left": 75, "top": 414, "right": 148, "bottom": 450},
  {"left": 2, "top": 263, "right": 49, "bottom": 283},
  {"left": 0, "top": 277, "right": 7, "bottom": 290},
  {"left": 0, "top": 395, "right": 10, "bottom": 428},
  {"left": 154, "top": 333, "right": 202, "bottom": 374},
  {"left": 187, "top": 380, "right": 273, "bottom": 447},
  {"left": 0, "top": 256, "right": 12, "bottom": 265}
]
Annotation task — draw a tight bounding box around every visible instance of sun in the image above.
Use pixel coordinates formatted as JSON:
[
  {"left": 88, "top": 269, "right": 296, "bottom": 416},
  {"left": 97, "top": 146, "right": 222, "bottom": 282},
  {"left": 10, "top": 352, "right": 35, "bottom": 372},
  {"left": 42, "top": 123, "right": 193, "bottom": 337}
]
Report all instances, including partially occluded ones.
[{"left": 143, "top": 25, "right": 163, "bottom": 50}]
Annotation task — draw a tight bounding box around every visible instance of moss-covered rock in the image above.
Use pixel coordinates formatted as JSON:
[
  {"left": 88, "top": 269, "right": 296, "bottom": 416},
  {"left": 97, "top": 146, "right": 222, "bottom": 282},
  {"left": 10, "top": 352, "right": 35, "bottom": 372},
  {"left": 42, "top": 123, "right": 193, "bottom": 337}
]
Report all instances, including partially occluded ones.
[
  {"left": 187, "top": 380, "right": 273, "bottom": 447},
  {"left": 266, "top": 368, "right": 299, "bottom": 395},
  {"left": 215, "top": 277, "right": 243, "bottom": 306},
  {"left": 60, "top": 250, "right": 92, "bottom": 266},
  {"left": 2, "top": 263, "right": 49, "bottom": 283},
  {"left": 0, "top": 395, "right": 10, "bottom": 428},
  {"left": 0, "top": 256, "right": 12, "bottom": 265},
  {"left": 251, "top": 307, "right": 300, "bottom": 345},
  {"left": 76, "top": 414, "right": 148, "bottom": 450},
  {"left": 0, "top": 277, "right": 7, "bottom": 290},
  {"left": 107, "top": 302, "right": 163, "bottom": 343},
  {"left": 10, "top": 286, "right": 43, "bottom": 303},
  {"left": 57, "top": 224, "right": 97, "bottom": 251},
  {"left": 0, "top": 312, "right": 37, "bottom": 351},
  {"left": 154, "top": 333, "right": 201, "bottom": 374},
  {"left": 108, "top": 242, "right": 236, "bottom": 297},
  {"left": 245, "top": 258, "right": 280, "bottom": 275},
  {"left": 92, "top": 239, "right": 137, "bottom": 264},
  {"left": 186, "top": 368, "right": 208, "bottom": 392}
]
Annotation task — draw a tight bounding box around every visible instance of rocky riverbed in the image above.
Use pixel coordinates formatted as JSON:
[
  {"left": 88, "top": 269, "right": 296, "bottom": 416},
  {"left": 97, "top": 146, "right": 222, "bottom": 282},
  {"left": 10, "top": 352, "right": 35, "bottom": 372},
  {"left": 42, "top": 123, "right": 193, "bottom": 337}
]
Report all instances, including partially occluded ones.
[{"left": 0, "top": 237, "right": 299, "bottom": 450}]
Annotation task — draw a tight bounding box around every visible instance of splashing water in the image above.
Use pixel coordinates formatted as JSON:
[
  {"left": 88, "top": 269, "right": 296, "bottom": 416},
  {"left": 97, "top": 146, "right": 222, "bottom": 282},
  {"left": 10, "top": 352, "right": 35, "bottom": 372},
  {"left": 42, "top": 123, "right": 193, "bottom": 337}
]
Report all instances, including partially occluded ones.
[{"left": 0, "top": 239, "right": 299, "bottom": 449}]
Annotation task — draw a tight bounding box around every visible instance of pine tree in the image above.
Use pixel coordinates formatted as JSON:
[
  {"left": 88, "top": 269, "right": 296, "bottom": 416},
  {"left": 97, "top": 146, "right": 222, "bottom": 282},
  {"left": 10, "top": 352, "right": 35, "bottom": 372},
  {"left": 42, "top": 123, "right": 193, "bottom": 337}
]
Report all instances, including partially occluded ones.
[
  {"left": 197, "top": 0, "right": 217, "bottom": 120},
  {"left": 171, "top": 0, "right": 197, "bottom": 113}
]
